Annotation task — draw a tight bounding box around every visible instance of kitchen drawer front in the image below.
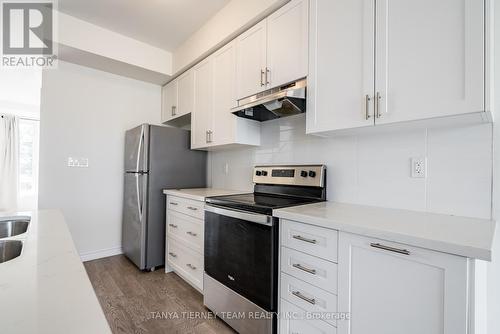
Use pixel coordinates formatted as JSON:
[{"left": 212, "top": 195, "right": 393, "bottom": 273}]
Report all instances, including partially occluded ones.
[
  {"left": 281, "top": 273, "right": 337, "bottom": 327},
  {"left": 167, "top": 196, "right": 204, "bottom": 220},
  {"left": 280, "top": 299, "right": 336, "bottom": 334},
  {"left": 281, "top": 219, "right": 338, "bottom": 262},
  {"left": 167, "top": 210, "right": 204, "bottom": 253},
  {"left": 281, "top": 247, "right": 337, "bottom": 294},
  {"left": 167, "top": 237, "right": 203, "bottom": 290}
]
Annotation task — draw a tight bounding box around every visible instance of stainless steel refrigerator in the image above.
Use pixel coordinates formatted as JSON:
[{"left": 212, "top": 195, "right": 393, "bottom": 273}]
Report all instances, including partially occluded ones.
[{"left": 122, "top": 124, "right": 207, "bottom": 271}]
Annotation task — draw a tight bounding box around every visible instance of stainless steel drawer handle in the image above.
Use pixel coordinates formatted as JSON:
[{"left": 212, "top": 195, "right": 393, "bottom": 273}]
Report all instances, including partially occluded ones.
[
  {"left": 292, "top": 235, "right": 317, "bottom": 244},
  {"left": 365, "top": 94, "right": 371, "bottom": 120},
  {"left": 292, "top": 263, "right": 316, "bottom": 275},
  {"left": 186, "top": 263, "right": 197, "bottom": 270},
  {"left": 186, "top": 231, "right": 197, "bottom": 236},
  {"left": 168, "top": 252, "right": 177, "bottom": 258},
  {"left": 187, "top": 206, "right": 198, "bottom": 211},
  {"left": 292, "top": 291, "right": 316, "bottom": 305},
  {"left": 375, "top": 92, "right": 382, "bottom": 118},
  {"left": 370, "top": 243, "right": 410, "bottom": 255},
  {"left": 169, "top": 202, "right": 178, "bottom": 206},
  {"left": 168, "top": 224, "right": 178, "bottom": 228}
]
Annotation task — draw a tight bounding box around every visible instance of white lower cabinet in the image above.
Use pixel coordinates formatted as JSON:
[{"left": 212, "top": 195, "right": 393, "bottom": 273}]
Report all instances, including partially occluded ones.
[
  {"left": 165, "top": 194, "right": 205, "bottom": 291},
  {"left": 279, "top": 220, "right": 472, "bottom": 334},
  {"left": 167, "top": 238, "right": 203, "bottom": 290},
  {"left": 337, "top": 232, "right": 469, "bottom": 334},
  {"left": 280, "top": 299, "right": 337, "bottom": 334}
]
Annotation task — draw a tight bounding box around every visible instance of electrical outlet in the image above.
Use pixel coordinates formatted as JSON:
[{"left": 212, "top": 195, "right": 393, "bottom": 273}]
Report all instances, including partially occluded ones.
[{"left": 411, "top": 157, "right": 427, "bottom": 178}]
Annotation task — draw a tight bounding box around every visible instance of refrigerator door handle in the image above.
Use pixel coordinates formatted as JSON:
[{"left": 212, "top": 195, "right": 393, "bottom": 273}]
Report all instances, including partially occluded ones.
[
  {"left": 136, "top": 173, "right": 143, "bottom": 220},
  {"left": 136, "top": 126, "right": 145, "bottom": 172}
]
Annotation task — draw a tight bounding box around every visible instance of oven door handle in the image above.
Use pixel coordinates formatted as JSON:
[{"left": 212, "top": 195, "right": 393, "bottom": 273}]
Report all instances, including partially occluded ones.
[{"left": 205, "top": 204, "right": 273, "bottom": 226}]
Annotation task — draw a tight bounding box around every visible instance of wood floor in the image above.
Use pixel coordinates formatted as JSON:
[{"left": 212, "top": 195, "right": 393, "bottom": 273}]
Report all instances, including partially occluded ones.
[{"left": 84, "top": 255, "right": 235, "bottom": 334}]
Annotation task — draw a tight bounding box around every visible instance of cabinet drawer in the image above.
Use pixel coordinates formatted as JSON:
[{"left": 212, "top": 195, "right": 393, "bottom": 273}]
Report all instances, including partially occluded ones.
[
  {"left": 281, "top": 220, "right": 338, "bottom": 262},
  {"left": 167, "top": 210, "right": 204, "bottom": 253},
  {"left": 167, "top": 238, "right": 203, "bottom": 291},
  {"left": 281, "top": 247, "right": 337, "bottom": 294},
  {"left": 167, "top": 196, "right": 204, "bottom": 220},
  {"left": 280, "top": 299, "right": 336, "bottom": 334},
  {"left": 281, "top": 273, "right": 337, "bottom": 327}
]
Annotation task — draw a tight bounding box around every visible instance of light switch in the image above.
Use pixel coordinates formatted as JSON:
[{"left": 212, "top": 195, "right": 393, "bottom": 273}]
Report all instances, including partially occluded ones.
[{"left": 68, "top": 157, "right": 89, "bottom": 168}]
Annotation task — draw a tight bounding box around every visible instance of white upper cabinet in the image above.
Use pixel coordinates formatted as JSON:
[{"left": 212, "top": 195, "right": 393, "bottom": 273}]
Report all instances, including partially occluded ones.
[
  {"left": 191, "top": 58, "right": 214, "bottom": 149},
  {"left": 236, "top": 20, "right": 267, "bottom": 100},
  {"left": 307, "top": 0, "right": 375, "bottom": 133},
  {"left": 266, "top": 0, "right": 309, "bottom": 89},
  {"left": 176, "top": 70, "right": 195, "bottom": 118},
  {"left": 337, "top": 232, "right": 469, "bottom": 334},
  {"left": 374, "top": 0, "right": 484, "bottom": 124},
  {"left": 212, "top": 42, "right": 239, "bottom": 145},
  {"left": 161, "top": 70, "right": 194, "bottom": 125},
  {"left": 307, "top": 0, "right": 489, "bottom": 135},
  {"left": 236, "top": 0, "right": 309, "bottom": 100},
  {"left": 161, "top": 79, "right": 177, "bottom": 123},
  {"left": 192, "top": 41, "right": 261, "bottom": 150}
]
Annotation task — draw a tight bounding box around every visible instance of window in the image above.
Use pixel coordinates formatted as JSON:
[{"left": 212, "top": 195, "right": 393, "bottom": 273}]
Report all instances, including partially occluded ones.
[{"left": 18, "top": 118, "right": 39, "bottom": 209}]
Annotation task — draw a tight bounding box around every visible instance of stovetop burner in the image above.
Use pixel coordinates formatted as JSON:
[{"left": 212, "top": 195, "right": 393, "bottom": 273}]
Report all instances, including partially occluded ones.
[
  {"left": 206, "top": 165, "right": 327, "bottom": 216},
  {"left": 206, "top": 192, "right": 321, "bottom": 215}
]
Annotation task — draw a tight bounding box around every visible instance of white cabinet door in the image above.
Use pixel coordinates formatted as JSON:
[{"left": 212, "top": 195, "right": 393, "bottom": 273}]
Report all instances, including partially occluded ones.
[
  {"left": 374, "top": 0, "right": 484, "bottom": 124},
  {"left": 306, "top": 0, "right": 375, "bottom": 134},
  {"left": 212, "top": 41, "right": 237, "bottom": 145},
  {"left": 337, "top": 232, "right": 469, "bottom": 334},
  {"left": 191, "top": 58, "right": 213, "bottom": 149},
  {"left": 161, "top": 80, "right": 178, "bottom": 123},
  {"left": 266, "top": 0, "right": 308, "bottom": 89},
  {"left": 236, "top": 19, "right": 267, "bottom": 100},
  {"left": 177, "top": 70, "right": 194, "bottom": 118}
]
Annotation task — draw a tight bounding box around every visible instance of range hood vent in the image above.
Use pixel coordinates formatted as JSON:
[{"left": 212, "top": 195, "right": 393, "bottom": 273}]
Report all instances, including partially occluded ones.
[{"left": 232, "top": 78, "right": 306, "bottom": 122}]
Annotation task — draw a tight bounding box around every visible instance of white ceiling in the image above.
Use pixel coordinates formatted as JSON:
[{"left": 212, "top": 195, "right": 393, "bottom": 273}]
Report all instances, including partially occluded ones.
[{"left": 58, "top": 0, "right": 230, "bottom": 52}]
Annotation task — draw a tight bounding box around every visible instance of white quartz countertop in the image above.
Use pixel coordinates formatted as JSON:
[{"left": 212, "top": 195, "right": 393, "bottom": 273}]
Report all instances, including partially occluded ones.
[
  {"left": 163, "top": 188, "right": 248, "bottom": 201},
  {"left": 0, "top": 210, "right": 111, "bottom": 334},
  {"left": 274, "top": 202, "right": 496, "bottom": 261}
]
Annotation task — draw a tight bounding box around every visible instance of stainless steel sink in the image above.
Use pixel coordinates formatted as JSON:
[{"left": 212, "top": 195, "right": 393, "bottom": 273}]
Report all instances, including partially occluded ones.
[
  {"left": 0, "top": 219, "right": 30, "bottom": 239},
  {"left": 0, "top": 240, "right": 23, "bottom": 263}
]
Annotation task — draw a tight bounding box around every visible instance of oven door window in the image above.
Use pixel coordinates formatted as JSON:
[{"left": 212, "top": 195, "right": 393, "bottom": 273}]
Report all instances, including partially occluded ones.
[{"left": 204, "top": 211, "right": 278, "bottom": 311}]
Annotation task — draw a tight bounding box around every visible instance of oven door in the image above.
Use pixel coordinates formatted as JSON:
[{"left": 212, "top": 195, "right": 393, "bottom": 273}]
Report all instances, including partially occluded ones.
[{"left": 204, "top": 205, "right": 278, "bottom": 311}]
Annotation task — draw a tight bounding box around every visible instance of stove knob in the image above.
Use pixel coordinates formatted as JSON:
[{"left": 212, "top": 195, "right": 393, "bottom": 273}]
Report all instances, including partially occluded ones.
[
  {"left": 308, "top": 170, "right": 316, "bottom": 178},
  {"left": 262, "top": 171, "right": 268, "bottom": 176},
  {"left": 256, "top": 171, "right": 262, "bottom": 176},
  {"left": 300, "top": 170, "right": 308, "bottom": 177}
]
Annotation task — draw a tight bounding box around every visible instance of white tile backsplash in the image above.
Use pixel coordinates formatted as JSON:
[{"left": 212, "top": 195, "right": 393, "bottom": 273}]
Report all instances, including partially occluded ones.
[{"left": 208, "top": 114, "right": 493, "bottom": 219}]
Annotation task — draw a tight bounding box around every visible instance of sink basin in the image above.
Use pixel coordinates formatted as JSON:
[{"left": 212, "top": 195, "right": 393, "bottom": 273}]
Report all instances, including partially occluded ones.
[
  {"left": 0, "top": 240, "right": 23, "bottom": 263},
  {"left": 0, "top": 219, "right": 30, "bottom": 239}
]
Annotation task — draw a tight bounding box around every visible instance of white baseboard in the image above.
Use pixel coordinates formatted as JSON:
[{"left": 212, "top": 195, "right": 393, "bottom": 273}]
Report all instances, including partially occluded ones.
[{"left": 80, "top": 246, "right": 123, "bottom": 262}]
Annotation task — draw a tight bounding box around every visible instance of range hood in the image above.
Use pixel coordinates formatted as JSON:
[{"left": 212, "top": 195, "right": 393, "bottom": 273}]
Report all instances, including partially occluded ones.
[{"left": 232, "top": 78, "right": 306, "bottom": 122}]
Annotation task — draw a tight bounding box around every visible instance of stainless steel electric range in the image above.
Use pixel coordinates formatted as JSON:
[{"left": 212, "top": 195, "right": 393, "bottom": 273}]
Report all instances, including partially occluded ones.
[{"left": 203, "top": 165, "right": 326, "bottom": 334}]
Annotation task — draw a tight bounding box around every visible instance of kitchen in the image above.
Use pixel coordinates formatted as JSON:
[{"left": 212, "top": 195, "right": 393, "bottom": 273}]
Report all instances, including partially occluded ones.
[{"left": 0, "top": 0, "right": 499, "bottom": 334}]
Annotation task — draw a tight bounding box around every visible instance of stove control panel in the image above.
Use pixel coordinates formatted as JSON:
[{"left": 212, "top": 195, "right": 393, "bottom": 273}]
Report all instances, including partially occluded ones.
[{"left": 253, "top": 165, "right": 325, "bottom": 187}]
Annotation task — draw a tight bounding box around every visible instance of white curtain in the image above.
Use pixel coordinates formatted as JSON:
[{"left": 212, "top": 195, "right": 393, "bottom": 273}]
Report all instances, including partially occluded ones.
[{"left": 0, "top": 114, "right": 19, "bottom": 211}]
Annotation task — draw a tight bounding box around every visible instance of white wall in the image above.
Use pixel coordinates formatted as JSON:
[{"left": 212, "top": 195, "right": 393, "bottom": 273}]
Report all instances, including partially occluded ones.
[
  {"left": 209, "top": 115, "right": 493, "bottom": 219},
  {"left": 172, "top": 0, "right": 287, "bottom": 73},
  {"left": 57, "top": 12, "right": 172, "bottom": 76},
  {"left": 38, "top": 61, "right": 161, "bottom": 260}
]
